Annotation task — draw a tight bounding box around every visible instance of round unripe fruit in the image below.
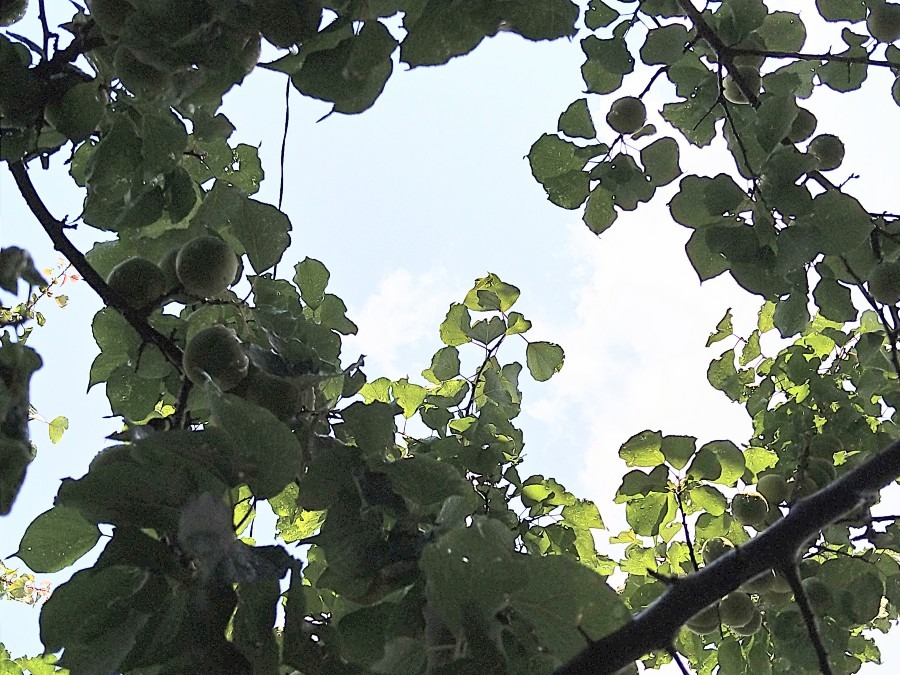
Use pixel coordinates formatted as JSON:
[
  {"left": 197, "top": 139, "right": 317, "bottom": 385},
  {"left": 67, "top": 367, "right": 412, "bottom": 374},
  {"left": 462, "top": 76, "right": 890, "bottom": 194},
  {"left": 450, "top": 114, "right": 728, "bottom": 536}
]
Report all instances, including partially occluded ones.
[
  {"left": 158, "top": 247, "right": 194, "bottom": 304},
  {"left": 0, "top": 0, "right": 27, "bottom": 26},
  {"left": 45, "top": 81, "right": 105, "bottom": 141},
  {"left": 606, "top": 96, "right": 647, "bottom": 135},
  {"left": 742, "top": 569, "right": 778, "bottom": 594},
  {"left": 756, "top": 473, "right": 789, "bottom": 506},
  {"left": 723, "top": 66, "right": 761, "bottom": 104},
  {"left": 701, "top": 536, "right": 735, "bottom": 565},
  {"left": 808, "top": 134, "right": 844, "bottom": 171},
  {"left": 106, "top": 257, "right": 167, "bottom": 310},
  {"left": 731, "top": 490, "right": 769, "bottom": 527},
  {"left": 867, "top": 261, "right": 900, "bottom": 305},
  {"left": 176, "top": 235, "right": 239, "bottom": 298},
  {"left": 809, "top": 434, "right": 843, "bottom": 458},
  {"left": 719, "top": 592, "right": 755, "bottom": 627},
  {"left": 183, "top": 325, "right": 249, "bottom": 391},
  {"left": 788, "top": 107, "right": 817, "bottom": 143},
  {"left": 685, "top": 603, "right": 720, "bottom": 634},
  {"left": 242, "top": 368, "right": 299, "bottom": 420},
  {"left": 868, "top": 2, "right": 900, "bottom": 43},
  {"left": 801, "top": 576, "right": 832, "bottom": 614},
  {"left": 806, "top": 457, "right": 836, "bottom": 489},
  {"left": 731, "top": 607, "right": 763, "bottom": 636}
]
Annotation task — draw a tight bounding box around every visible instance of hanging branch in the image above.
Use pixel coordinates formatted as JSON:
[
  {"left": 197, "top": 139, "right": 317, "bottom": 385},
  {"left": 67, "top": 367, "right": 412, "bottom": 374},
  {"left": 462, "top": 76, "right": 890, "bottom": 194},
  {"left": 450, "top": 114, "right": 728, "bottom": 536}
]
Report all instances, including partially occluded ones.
[
  {"left": 553, "top": 436, "right": 900, "bottom": 675},
  {"left": 8, "top": 161, "right": 183, "bottom": 366}
]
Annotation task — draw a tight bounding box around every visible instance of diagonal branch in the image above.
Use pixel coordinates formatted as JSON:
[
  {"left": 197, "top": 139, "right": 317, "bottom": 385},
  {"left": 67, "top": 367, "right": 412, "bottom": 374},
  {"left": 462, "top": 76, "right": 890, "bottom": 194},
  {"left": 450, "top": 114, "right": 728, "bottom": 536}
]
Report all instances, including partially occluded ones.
[
  {"left": 553, "top": 435, "right": 900, "bottom": 675},
  {"left": 8, "top": 161, "right": 183, "bottom": 366}
]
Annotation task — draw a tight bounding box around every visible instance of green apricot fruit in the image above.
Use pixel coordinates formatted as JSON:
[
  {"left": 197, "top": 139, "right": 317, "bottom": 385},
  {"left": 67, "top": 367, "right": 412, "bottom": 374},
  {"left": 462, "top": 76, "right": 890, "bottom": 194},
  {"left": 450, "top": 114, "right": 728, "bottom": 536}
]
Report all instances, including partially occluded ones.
[
  {"left": 756, "top": 473, "right": 789, "bottom": 506},
  {"left": 176, "top": 235, "right": 239, "bottom": 298},
  {"left": 182, "top": 325, "right": 249, "bottom": 391},
  {"left": 788, "top": 107, "right": 817, "bottom": 143},
  {"left": 809, "top": 433, "right": 843, "bottom": 458},
  {"left": 868, "top": 2, "right": 900, "bottom": 43},
  {"left": 701, "top": 536, "right": 735, "bottom": 565},
  {"left": 242, "top": 368, "right": 299, "bottom": 420},
  {"left": 762, "top": 588, "right": 793, "bottom": 607},
  {"left": 45, "top": 81, "right": 105, "bottom": 141},
  {"left": 114, "top": 46, "right": 173, "bottom": 99},
  {"left": 731, "top": 607, "right": 763, "bottom": 636},
  {"left": 685, "top": 603, "right": 720, "bottom": 634},
  {"left": 868, "top": 261, "right": 900, "bottom": 305},
  {"left": 801, "top": 576, "right": 832, "bottom": 614},
  {"left": 719, "top": 592, "right": 756, "bottom": 627},
  {"left": 723, "top": 66, "right": 761, "bottom": 104},
  {"left": 106, "top": 257, "right": 167, "bottom": 310},
  {"left": 0, "top": 0, "right": 27, "bottom": 26},
  {"left": 742, "top": 569, "right": 778, "bottom": 594},
  {"left": 806, "top": 457, "right": 836, "bottom": 489},
  {"left": 808, "top": 133, "right": 844, "bottom": 171},
  {"left": 158, "top": 248, "right": 195, "bottom": 304},
  {"left": 606, "top": 96, "right": 647, "bottom": 135},
  {"left": 731, "top": 490, "right": 769, "bottom": 527}
]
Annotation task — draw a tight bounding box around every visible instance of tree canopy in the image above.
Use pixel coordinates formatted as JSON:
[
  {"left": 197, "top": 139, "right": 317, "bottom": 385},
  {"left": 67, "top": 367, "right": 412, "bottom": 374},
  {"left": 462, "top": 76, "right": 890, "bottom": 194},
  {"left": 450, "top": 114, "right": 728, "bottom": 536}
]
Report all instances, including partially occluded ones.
[{"left": 1, "top": 0, "right": 899, "bottom": 674}]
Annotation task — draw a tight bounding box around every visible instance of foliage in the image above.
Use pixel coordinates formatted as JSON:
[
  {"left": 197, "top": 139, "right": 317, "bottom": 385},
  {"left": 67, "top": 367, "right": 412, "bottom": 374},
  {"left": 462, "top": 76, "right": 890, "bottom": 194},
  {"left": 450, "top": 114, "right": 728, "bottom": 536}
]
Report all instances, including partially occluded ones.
[{"left": 1, "top": 1, "right": 899, "bottom": 674}]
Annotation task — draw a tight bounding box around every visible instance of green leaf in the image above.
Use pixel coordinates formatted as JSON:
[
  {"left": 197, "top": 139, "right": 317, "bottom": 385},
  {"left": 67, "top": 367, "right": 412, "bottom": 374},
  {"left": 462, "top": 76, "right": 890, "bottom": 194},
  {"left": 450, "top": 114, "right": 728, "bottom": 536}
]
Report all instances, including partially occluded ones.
[
  {"left": 341, "top": 400, "right": 397, "bottom": 459},
  {"left": 585, "top": 0, "right": 619, "bottom": 29},
  {"left": 294, "top": 257, "right": 330, "bottom": 309},
  {"left": 558, "top": 98, "right": 596, "bottom": 139},
  {"left": 383, "top": 456, "right": 469, "bottom": 507},
  {"left": 505, "top": 311, "right": 532, "bottom": 335},
  {"left": 757, "top": 12, "right": 807, "bottom": 51},
  {"left": 40, "top": 565, "right": 150, "bottom": 665},
  {"left": 816, "top": 0, "right": 866, "bottom": 22},
  {"left": 706, "top": 309, "right": 734, "bottom": 346},
  {"left": 317, "top": 293, "right": 358, "bottom": 335},
  {"left": 420, "top": 518, "right": 527, "bottom": 634},
  {"left": 463, "top": 273, "right": 521, "bottom": 312},
  {"left": 641, "top": 24, "right": 691, "bottom": 65},
  {"left": 427, "top": 346, "right": 461, "bottom": 381},
  {"left": 48, "top": 416, "right": 69, "bottom": 444},
  {"left": 661, "top": 435, "right": 696, "bottom": 470},
  {"left": 802, "top": 190, "right": 873, "bottom": 255},
  {"left": 400, "top": 3, "right": 498, "bottom": 67},
  {"left": 293, "top": 20, "right": 397, "bottom": 114},
  {"left": 615, "top": 465, "right": 669, "bottom": 503},
  {"left": 439, "top": 303, "right": 473, "bottom": 347},
  {"left": 641, "top": 137, "right": 681, "bottom": 187},
  {"left": 208, "top": 393, "right": 303, "bottom": 499},
  {"left": 687, "top": 440, "right": 746, "bottom": 486},
  {"left": 581, "top": 35, "right": 634, "bottom": 94},
  {"left": 499, "top": 0, "right": 580, "bottom": 41},
  {"left": 584, "top": 186, "right": 618, "bottom": 235},
  {"left": 688, "top": 484, "right": 727, "bottom": 516},
  {"left": 670, "top": 174, "right": 746, "bottom": 228},
  {"left": 529, "top": 134, "right": 588, "bottom": 183},
  {"left": 562, "top": 499, "right": 605, "bottom": 530},
  {"left": 510, "top": 556, "right": 631, "bottom": 660},
  {"left": 16, "top": 506, "right": 101, "bottom": 573},
  {"left": 192, "top": 182, "right": 291, "bottom": 274},
  {"left": 619, "top": 430, "right": 665, "bottom": 468},
  {"left": 685, "top": 230, "right": 729, "bottom": 281},
  {"left": 626, "top": 492, "right": 670, "bottom": 536},
  {"left": 812, "top": 276, "right": 857, "bottom": 323},
  {"left": 525, "top": 341, "right": 565, "bottom": 381},
  {"left": 391, "top": 378, "right": 428, "bottom": 418}
]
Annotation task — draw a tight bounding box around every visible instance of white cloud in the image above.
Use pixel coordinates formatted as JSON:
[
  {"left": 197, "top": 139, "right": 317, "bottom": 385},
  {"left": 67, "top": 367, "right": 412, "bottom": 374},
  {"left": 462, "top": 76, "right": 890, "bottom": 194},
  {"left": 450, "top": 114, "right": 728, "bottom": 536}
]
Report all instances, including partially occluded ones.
[{"left": 343, "top": 268, "right": 457, "bottom": 380}]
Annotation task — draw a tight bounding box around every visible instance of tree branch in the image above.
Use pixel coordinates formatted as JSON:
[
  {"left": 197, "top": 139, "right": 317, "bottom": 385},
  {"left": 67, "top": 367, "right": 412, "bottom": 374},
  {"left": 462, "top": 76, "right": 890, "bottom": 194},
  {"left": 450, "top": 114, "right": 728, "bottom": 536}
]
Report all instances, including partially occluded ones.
[
  {"left": 553, "top": 436, "right": 900, "bottom": 675},
  {"left": 8, "top": 161, "right": 183, "bottom": 366}
]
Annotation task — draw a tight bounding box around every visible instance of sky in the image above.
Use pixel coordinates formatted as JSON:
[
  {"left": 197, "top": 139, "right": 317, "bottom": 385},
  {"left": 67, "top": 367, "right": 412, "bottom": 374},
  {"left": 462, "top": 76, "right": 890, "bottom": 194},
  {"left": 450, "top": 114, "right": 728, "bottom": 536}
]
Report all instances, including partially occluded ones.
[{"left": 1, "top": 1, "right": 899, "bottom": 670}]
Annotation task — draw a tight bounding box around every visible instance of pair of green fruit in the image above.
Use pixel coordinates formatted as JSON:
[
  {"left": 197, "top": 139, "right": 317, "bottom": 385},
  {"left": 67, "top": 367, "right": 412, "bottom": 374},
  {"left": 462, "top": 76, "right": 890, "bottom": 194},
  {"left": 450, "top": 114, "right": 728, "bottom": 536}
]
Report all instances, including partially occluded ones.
[
  {"left": 106, "top": 235, "right": 239, "bottom": 310},
  {"left": 182, "top": 324, "right": 299, "bottom": 420}
]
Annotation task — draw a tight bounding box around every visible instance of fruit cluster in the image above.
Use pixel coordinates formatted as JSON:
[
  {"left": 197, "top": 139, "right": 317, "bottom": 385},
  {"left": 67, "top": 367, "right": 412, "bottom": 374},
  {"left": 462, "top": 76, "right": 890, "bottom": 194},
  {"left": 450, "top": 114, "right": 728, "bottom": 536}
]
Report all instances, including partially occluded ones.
[{"left": 683, "top": 434, "right": 848, "bottom": 637}]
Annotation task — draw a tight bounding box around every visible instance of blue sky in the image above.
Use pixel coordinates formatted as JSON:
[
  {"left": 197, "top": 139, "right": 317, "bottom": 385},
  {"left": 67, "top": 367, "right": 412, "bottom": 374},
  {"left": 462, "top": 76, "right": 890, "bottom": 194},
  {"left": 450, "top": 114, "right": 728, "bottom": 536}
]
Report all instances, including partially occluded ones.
[{"left": 2, "top": 2, "right": 899, "bottom": 670}]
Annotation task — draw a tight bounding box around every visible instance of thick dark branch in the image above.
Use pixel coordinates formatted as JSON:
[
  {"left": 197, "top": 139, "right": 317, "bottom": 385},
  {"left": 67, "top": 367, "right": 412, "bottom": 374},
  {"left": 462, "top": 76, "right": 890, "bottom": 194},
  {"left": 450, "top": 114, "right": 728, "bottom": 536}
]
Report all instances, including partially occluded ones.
[
  {"left": 8, "top": 161, "right": 183, "bottom": 366},
  {"left": 553, "top": 436, "right": 900, "bottom": 675}
]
